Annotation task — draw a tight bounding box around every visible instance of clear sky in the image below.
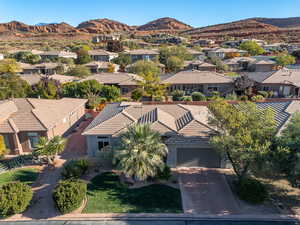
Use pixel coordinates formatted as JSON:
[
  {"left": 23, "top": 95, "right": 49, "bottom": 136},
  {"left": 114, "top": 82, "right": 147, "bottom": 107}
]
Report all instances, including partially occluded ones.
[{"left": 0, "top": 0, "right": 300, "bottom": 28}]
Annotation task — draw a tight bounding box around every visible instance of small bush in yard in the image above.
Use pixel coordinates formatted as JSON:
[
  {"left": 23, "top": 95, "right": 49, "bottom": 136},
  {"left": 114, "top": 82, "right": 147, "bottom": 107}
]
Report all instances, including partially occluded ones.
[
  {"left": 192, "top": 92, "right": 206, "bottom": 101},
  {"left": 53, "top": 179, "right": 87, "bottom": 214},
  {"left": 61, "top": 159, "right": 89, "bottom": 179},
  {"left": 171, "top": 90, "right": 184, "bottom": 101},
  {"left": 0, "top": 182, "right": 33, "bottom": 217},
  {"left": 180, "top": 96, "right": 192, "bottom": 101},
  {"left": 257, "top": 91, "right": 269, "bottom": 98},
  {"left": 154, "top": 165, "right": 172, "bottom": 181},
  {"left": 235, "top": 178, "right": 267, "bottom": 204}
]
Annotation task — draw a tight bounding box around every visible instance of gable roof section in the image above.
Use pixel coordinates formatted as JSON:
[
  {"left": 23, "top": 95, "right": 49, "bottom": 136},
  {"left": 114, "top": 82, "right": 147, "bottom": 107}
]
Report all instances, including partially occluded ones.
[{"left": 162, "top": 70, "right": 233, "bottom": 85}]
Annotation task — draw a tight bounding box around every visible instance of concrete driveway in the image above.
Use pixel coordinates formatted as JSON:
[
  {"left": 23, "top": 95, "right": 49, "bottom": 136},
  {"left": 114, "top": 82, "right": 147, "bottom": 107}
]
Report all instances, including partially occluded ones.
[{"left": 178, "top": 168, "right": 240, "bottom": 215}]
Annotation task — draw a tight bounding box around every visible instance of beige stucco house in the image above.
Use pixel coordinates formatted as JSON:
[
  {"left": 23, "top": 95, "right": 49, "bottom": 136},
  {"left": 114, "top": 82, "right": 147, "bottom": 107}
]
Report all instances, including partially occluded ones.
[{"left": 0, "top": 98, "right": 87, "bottom": 155}]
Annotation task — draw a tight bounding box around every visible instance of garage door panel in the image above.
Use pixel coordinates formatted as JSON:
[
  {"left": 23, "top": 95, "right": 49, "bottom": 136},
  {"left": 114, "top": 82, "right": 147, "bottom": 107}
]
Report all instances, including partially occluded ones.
[{"left": 177, "top": 148, "right": 220, "bottom": 168}]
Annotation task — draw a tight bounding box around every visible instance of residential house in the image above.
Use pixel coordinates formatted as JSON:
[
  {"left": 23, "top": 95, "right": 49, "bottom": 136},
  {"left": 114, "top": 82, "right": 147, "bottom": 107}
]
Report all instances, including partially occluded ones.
[
  {"left": 20, "top": 63, "right": 64, "bottom": 75},
  {"left": 0, "top": 98, "right": 87, "bottom": 155},
  {"left": 248, "top": 60, "right": 277, "bottom": 72},
  {"left": 92, "top": 34, "right": 121, "bottom": 43},
  {"left": 187, "top": 48, "right": 205, "bottom": 60},
  {"left": 125, "top": 49, "right": 159, "bottom": 62},
  {"left": 183, "top": 60, "right": 216, "bottom": 72},
  {"left": 82, "top": 100, "right": 300, "bottom": 168},
  {"left": 245, "top": 68, "right": 300, "bottom": 97},
  {"left": 39, "top": 51, "right": 77, "bottom": 60},
  {"left": 19, "top": 74, "right": 42, "bottom": 86},
  {"left": 193, "top": 39, "right": 215, "bottom": 47},
  {"left": 81, "top": 72, "right": 143, "bottom": 96},
  {"left": 88, "top": 50, "right": 118, "bottom": 62},
  {"left": 85, "top": 61, "right": 119, "bottom": 73},
  {"left": 0, "top": 53, "right": 4, "bottom": 60},
  {"left": 223, "top": 39, "right": 266, "bottom": 48},
  {"left": 45, "top": 74, "right": 80, "bottom": 84},
  {"left": 224, "top": 57, "right": 276, "bottom": 72},
  {"left": 162, "top": 70, "right": 234, "bottom": 95},
  {"left": 207, "top": 48, "right": 247, "bottom": 59}
]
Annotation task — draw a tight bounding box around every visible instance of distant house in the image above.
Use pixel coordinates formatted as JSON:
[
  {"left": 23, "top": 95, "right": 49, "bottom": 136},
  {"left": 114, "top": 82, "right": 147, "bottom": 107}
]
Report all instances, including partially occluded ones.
[
  {"left": 193, "top": 39, "right": 215, "bottom": 47},
  {"left": 207, "top": 48, "right": 247, "bottom": 59},
  {"left": 84, "top": 61, "right": 119, "bottom": 73},
  {"left": 81, "top": 72, "right": 143, "bottom": 96},
  {"left": 183, "top": 60, "right": 216, "bottom": 72},
  {"left": 39, "top": 51, "right": 77, "bottom": 60},
  {"left": 0, "top": 53, "right": 4, "bottom": 60},
  {"left": 0, "top": 98, "right": 87, "bottom": 155},
  {"left": 224, "top": 57, "right": 276, "bottom": 72},
  {"left": 88, "top": 50, "right": 118, "bottom": 62},
  {"left": 187, "top": 48, "right": 205, "bottom": 60},
  {"left": 245, "top": 69, "right": 300, "bottom": 97},
  {"left": 223, "top": 39, "right": 266, "bottom": 48},
  {"left": 162, "top": 70, "right": 234, "bottom": 95},
  {"left": 92, "top": 34, "right": 121, "bottom": 43},
  {"left": 45, "top": 74, "right": 80, "bottom": 84},
  {"left": 262, "top": 43, "right": 285, "bottom": 52},
  {"left": 20, "top": 63, "right": 64, "bottom": 75},
  {"left": 125, "top": 49, "right": 159, "bottom": 62}
]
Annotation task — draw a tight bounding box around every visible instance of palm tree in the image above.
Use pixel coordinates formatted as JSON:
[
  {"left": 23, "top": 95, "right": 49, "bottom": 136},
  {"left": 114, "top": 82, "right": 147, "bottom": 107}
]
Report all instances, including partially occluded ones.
[
  {"left": 35, "top": 136, "right": 66, "bottom": 165},
  {"left": 115, "top": 124, "right": 168, "bottom": 181}
]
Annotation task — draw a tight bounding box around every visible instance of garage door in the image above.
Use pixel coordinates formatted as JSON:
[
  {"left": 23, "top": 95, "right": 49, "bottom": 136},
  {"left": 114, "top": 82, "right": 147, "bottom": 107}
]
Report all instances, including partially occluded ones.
[{"left": 177, "top": 148, "right": 220, "bottom": 168}]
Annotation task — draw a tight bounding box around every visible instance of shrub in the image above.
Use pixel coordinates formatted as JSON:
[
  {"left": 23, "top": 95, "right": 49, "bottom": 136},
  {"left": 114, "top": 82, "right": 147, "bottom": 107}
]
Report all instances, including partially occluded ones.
[
  {"left": 251, "top": 95, "right": 264, "bottom": 102},
  {"left": 268, "top": 91, "right": 274, "bottom": 98},
  {"left": 191, "top": 92, "right": 206, "bottom": 101},
  {"left": 61, "top": 159, "right": 89, "bottom": 180},
  {"left": 240, "top": 95, "right": 248, "bottom": 101},
  {"left": 131, "top": 88, "right": 143, "bottom": 101},
  {"left": 53, "top": 179, "right": 87, "bottom": 214},
  {"left": 154, "top": 165, "right": 172, "bottom": 181},
  {"left": 257, "top": 91, "right": 268, "bottom": 98},
  {"left": 0, "top": 182, "right": 33, "bottom": 217},
  {"left": 171, "top": 90, "right": 184, "bottom": 101},
  {"left": 180, "top": 96, "right": 192, "bottom": 101},
  {"left": 235, "top": 178, "right": 267, "bottom": 204}
]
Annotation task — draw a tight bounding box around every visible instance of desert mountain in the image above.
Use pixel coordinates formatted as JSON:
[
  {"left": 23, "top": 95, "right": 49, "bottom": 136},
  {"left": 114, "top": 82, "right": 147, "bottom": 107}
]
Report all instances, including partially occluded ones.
[
  {"left": 137, "top": 17, "right": 193, "bottom": 31},
  {"left": 77, "top": 18, "right": 134, "bottom": 33},
  {"left": 253, "top": 17, "right": 300, "bottom": 28}
]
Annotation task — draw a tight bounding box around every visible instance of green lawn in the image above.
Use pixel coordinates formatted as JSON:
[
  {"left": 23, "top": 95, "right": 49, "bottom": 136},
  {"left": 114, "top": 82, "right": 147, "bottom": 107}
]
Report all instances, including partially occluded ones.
[
  {"left": 83, "top": 172, "right": 182, "bottom": 213},
  {"left": 0, "top": 168, "right": 39, "bottom": 186}
]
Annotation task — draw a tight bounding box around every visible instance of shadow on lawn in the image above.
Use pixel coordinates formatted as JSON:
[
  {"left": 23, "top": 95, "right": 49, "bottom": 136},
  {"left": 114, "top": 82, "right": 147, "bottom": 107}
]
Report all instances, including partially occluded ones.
[{"left": 87, "top": 172, "right": 182, "bottom": 213}]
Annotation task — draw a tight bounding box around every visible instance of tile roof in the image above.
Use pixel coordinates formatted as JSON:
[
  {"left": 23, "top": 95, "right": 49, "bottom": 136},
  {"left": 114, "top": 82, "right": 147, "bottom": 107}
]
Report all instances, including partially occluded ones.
[
  {"left": 81, "top": 72, "right": 143, "bottom": 86},
  {"left": 19, "top": 74, "right": 41, "bottom": 85},
  {"left": 88, "top": 50, "right": 117, "bottom": 56},
  {"left": 246, "top": 69, "right": 300, "bottom": 86},
  {"left": 0, "top": 98, "right": 87, "bottom": 133},
  {"left": 83, "top": 103, "right": 214, "bottom": 137},
  {"left": 162, "top": 70, "right": 233, "bottom": 84},
  {"left": 125, "top": 49, "right": 159, "bottom": 55}
]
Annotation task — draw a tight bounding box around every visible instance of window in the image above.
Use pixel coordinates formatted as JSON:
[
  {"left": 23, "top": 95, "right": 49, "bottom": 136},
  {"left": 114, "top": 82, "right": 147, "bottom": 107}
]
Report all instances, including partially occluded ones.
[
  {"left": 121, "top": 87, "right": 129, "bottom": 94},
  {"left": 97, "top": 136, "right": 110, "bottom": 151},
  {"left": 263, "top": 86, "right": 270, "bottom": 91},
  {"left": 3, "top": 135, "right": 11, "bottom": 150},
  {"left": 28, "top": 132, "right": 39, "bottom": 149},
  {"left": 207, "top": 86, "right": 219, "bottom": 92}
]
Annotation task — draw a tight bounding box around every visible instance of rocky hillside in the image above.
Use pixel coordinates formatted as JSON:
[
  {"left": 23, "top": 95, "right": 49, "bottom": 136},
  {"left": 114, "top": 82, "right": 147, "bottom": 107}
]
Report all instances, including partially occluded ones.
[
  {"left": 77, "top": 18, "right": 134, "bottom": 33},
  {"left": 253, "top": 17, "right": 300, "bottom": 28},
  {"left": 137, "top": 17, "right": 193, "bottom": 31},
  {"left": 182, "top": 18, "right": 300, "bottom": 43},
  {"left": 0, "top": 21, "right": 77, "bottom": 33}
]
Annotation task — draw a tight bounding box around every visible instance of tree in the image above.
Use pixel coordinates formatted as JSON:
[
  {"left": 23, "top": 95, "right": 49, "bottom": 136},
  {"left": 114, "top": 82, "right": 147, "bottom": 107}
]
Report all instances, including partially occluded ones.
[
  {"left": 112, "top": 53, "right": 132, "bottom": 71},
  {"left": 115, "top": 124, "right": 168, "bottom": 181},
  {"left": 0, "top": 74, "right": 31, "bottom": 100},
  {"left": 34, "top": 136, "right": 66, "bottom": 165},
  {"left": 66, "top": 65, "right": 91, "bottom": 78},
  {"left": 0, "top": 135, "right": 8, "bottom": 159},
  {"left": 76, "top": 49, "right": 92, "bottom": 64},
  {"left": 275, "top": 54, "right": 296, "bottom": 67},
  {"left": 31, "top": 76, "right": 62, "bottom": 99},
  {"left": 131, "top": 88, "right": 143, "bottom": 101},
  {"left": 208, "top": 100, "right": 276, "bottom": 180},
  {"left": 138, "top": 72, "right": 168, "bottom": 100},
  {"left": 107, "top": 41, "right": 124, "bottom": 52},
  {"left": 234, "top": 76, "right": 255, "bottom": 95},
  {"left": 166, "top": 56, "right": 183, "bottom": 73},
  {"left": 107, "top": 63, "right": 116, "bottom": 73},
  {"left": 159, "top": 46, "right": 193, "bottom": 65},
  {"left": 11, "top": 51, "right": 41, "bottom": 64},
  {"left": 0, "top": 59, "right": 21, "bottom": 74},
  {"left": 210, "top": 57, "right": 229, "bottom": 72},
  {"left": 239, "top": 41, "right": 265, "bottom": 56},
  {"left": 127, "top": 60, "right": 161, "bottom": 76}
]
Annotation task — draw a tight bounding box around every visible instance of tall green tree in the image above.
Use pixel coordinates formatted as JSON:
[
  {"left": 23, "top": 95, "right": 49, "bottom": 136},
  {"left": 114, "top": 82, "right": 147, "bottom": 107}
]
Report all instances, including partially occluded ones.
[
  {"left": 239, "top": 41, "right": 265, "bottom": 56},
  {"left": 31, "top": 77, "right": 62, "bottom": 99},
  {"left": 127, "top": 60, "right": 161, "bottom": 76},
  {"left": 112, "top": 53, "right": 132, "bottom": 71},
  {"left": 159, "top": 46, "right": 193, "bottom": 65},
  {"left": 115, "top": 124, "right": 168, "bottom": 181},
  {"left": 66, "top": 65, "right": 91, "bottom": 78},
  {"left": 0, "top": 74, "right": 31, "bottom": 100},
  {"left": 165, "top": 56, "right": 183, "bottom": 73},
  {"left": 76, "top": 49, "right": 92, "bottom": 64},
  {"left": 275, "top": 54, "right": 296, "bottom": 67},
  {"left": 208, "top": 100, "right": 276, "bottom": 180},
  {"left": 0, "top": 59, "right": 21, "bottom": 74},
  {"left": 34, "top": 136, "right": 66, "bottom": 165}
]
